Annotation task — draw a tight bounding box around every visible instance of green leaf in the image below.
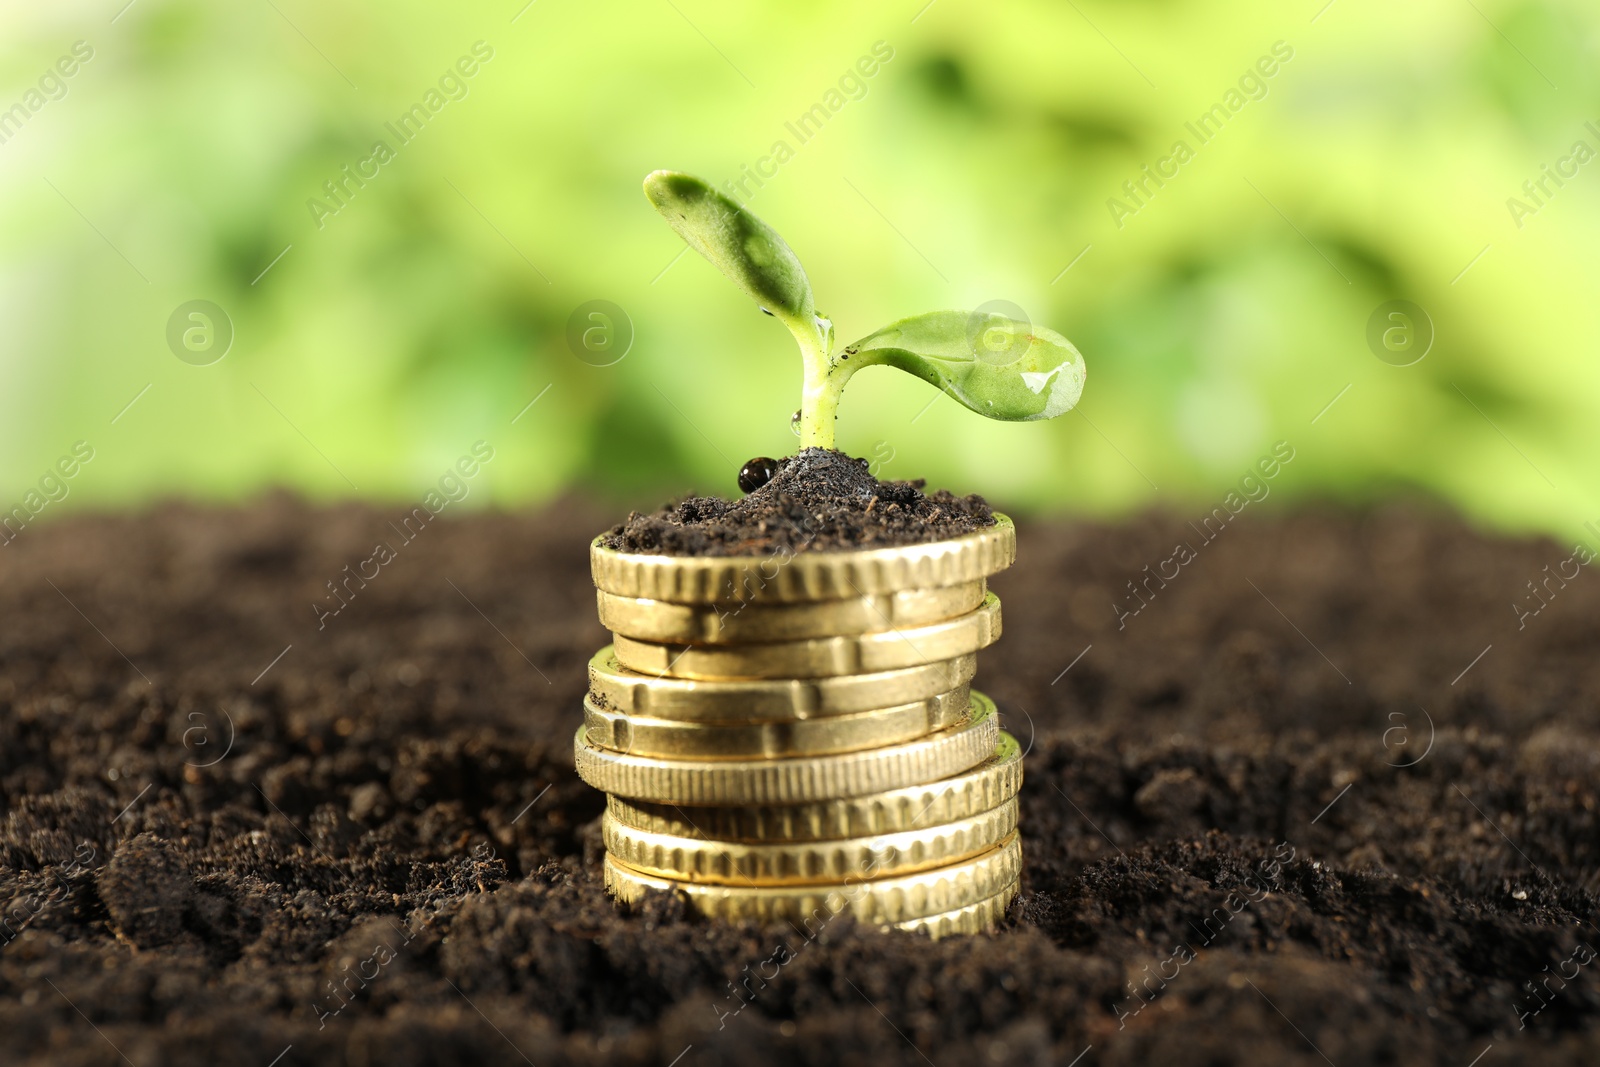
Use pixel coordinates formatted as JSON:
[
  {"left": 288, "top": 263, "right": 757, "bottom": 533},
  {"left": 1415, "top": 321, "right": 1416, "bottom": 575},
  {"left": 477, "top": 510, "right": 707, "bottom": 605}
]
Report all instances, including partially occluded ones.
[
  {"left": 842, "top": 310, "right": 1086, "bottom": 421},
  {"left": 642, "top": 171, "right": 825, "bottom": 354}
]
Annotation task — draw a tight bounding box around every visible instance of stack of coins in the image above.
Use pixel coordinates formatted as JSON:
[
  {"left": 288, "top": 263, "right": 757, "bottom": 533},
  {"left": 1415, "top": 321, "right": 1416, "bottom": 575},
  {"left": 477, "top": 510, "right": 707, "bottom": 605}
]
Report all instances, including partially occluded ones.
[{"left": 574, "top": 516, "right": 1023, "bottom": 938}]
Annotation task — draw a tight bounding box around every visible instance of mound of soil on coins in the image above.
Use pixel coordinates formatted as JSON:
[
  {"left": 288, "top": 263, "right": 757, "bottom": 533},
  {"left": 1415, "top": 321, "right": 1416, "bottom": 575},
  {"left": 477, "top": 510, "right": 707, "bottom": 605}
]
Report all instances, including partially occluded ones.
[
  {"left": 2, "top": 495, "right": 1599, "bottom": 1066},
  {"left": 600, "top": 448, "right": 995, "bottom": 556}
]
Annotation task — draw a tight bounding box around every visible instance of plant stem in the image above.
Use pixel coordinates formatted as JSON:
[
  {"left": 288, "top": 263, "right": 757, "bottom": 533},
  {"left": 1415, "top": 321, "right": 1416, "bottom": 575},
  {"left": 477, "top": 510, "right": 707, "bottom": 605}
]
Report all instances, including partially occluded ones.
[
  {"left": 794, "top": 321, "right": 851, "bottom": 449},
  {"left": 799, "top": 364, "right": 849, "bottom": 449}
]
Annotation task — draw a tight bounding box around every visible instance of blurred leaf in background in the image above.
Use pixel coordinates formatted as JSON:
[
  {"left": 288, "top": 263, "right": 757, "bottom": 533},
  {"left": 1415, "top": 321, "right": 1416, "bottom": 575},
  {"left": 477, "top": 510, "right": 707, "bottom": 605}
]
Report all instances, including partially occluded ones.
[{"left": 0, "top": 0, "right": 1595, "bottom": 543}]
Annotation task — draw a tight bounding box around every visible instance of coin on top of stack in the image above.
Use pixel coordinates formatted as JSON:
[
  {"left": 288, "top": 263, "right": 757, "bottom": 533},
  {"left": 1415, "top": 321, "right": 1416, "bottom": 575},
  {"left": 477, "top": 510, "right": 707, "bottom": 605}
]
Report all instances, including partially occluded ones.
[{"left": 576, "top": 514, "right": 1022, "bottom": 937}]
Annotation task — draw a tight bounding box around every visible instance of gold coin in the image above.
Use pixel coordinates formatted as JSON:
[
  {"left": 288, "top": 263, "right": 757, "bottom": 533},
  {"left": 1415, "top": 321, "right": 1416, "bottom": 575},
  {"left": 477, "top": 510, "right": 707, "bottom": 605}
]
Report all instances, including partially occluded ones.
[
  {"left": 612, "top": 593, "right": 1002, "bottom": 680},
  {"left": 601, "top": 796, "right": 1019, "bottom": 886},
  {"left": 597, "top": 580, "right": 987, "bottom": 645},
  {"left": 591, "top": 514, "right": 1015, "bottom": 604},
  {"left": 608, "top": 731, "right": 1024, "bottom": 841},
  {"left": 582, "top": 687, "right": 970, "bottom": 760},
  {"left": 603, "top": 831, "right": 1022, "bottom": 925},
  {"left": 892, "top": 878, "right": 1019, "bottom": 939},
  {"left": 588, "top": 646, "right": 977, "bottom": 722},
  {"left": 574, "top": 692, "right": 1000, "bottom": 804}
]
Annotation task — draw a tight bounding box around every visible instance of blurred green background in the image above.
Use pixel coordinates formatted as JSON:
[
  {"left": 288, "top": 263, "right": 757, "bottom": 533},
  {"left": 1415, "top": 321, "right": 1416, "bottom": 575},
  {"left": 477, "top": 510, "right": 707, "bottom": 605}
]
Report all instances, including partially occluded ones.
[{"left": 2, "top": 0, "right": 1596, "bottom": 540}]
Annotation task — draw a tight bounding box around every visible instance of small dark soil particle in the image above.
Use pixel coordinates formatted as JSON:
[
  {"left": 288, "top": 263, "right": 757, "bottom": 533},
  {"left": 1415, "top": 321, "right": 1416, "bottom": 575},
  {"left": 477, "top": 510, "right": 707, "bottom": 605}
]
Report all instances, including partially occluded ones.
[
  {"left": 97, "top": 832, "right": 195, "bottom": 949},
  {"left": 602, "top": 448, "right": 995, "bottom": 557}
]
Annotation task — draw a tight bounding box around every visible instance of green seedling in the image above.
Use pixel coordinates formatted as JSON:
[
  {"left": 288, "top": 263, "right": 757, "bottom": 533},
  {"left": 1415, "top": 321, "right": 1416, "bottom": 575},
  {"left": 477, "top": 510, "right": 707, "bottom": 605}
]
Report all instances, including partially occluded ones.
[{"left": 643, "top": 170, "right": 1086, "bottom": 451}]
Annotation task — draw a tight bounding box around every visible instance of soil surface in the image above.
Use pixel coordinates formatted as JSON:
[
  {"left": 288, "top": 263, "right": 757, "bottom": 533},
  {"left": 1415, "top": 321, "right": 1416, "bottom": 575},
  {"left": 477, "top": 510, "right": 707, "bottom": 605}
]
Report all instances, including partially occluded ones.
[
  {"left": 2, "top": 495, "right": 1598, "bottom": 1067},
  {"left": 602, "top": 449, "right": 994, "bottom": 556}
]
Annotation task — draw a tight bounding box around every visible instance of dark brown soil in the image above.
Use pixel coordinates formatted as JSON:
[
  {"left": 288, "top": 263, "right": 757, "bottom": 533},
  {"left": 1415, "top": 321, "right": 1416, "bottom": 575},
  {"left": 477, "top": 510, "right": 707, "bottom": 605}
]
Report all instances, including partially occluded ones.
[
  {"left": 3, "top": 495, "right": 1599, "bottom": 1067},
  {"left": 601, "top": 448, "right": 994, "bottom": 556}
]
